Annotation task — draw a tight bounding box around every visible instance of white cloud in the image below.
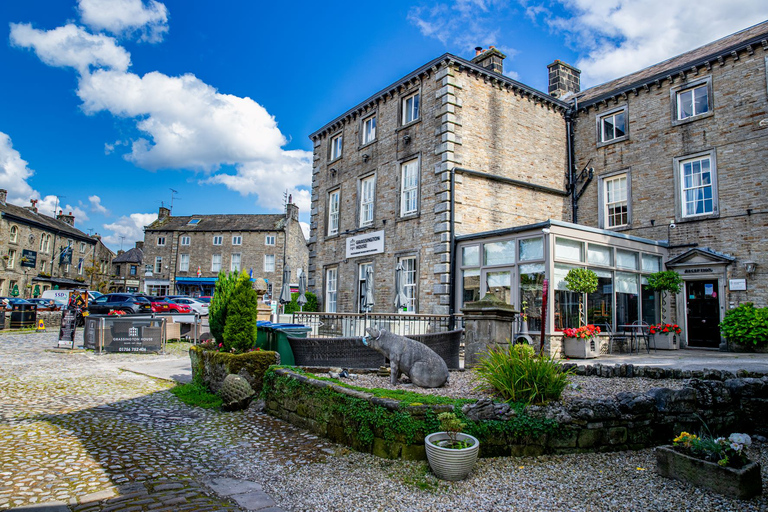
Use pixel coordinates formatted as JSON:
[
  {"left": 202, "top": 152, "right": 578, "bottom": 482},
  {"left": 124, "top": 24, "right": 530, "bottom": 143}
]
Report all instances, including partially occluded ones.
[
  {"left": 9, "top": 23, "right": 130, "bottom": 74},
  {"left": 35, "top": 195, "right": 90, "bottom": 223},
  {"left": 89, "top": 195, "right": 109, "bottom": 215},
  {"left": 0, "top": 132, "right": 36, "bottom": 204},
  {"left": 546, "top": 1, "right": 768, "bottom": 86},
  {"left": 78, "top": 0, "right": 169, "bottom": 42},
  {"left": 408, "top": 0, "right": 512, "bottom": 52},
  {"left": 102, "top": 212, "right": 157, "bottom": 246}
]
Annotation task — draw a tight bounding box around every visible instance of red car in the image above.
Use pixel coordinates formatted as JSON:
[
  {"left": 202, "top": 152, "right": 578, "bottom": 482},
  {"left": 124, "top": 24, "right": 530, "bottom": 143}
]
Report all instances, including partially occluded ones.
[
  {"left": 146, "top": 296, "right": 170, "bottom": 313},
  {"left": 163, "top": 298, "right": 192, "bottom": 314}
]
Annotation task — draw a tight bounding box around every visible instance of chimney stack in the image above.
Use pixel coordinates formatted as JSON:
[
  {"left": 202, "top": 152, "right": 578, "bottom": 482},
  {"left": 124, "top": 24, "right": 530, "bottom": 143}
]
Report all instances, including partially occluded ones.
[
  {"left": 471, "top": 46, "right": 506, "bottom": 75},
  {"left": 0, "top": 189, "right": 6, "bottom": 206},
  {"left": 547, "top": 60, "right": 581, "bottom": 98},
  {"left": 285, "top": 196, "right": 299, "bottom": 222},
  {"left": 135, "top": 241, "right": 144, "bottom": 250},
  {"left": 158, "top": 206, "right": 171, "bottom": 220},
  {"left": 56, "top": 210, "right": 76, "bottom": 226}
]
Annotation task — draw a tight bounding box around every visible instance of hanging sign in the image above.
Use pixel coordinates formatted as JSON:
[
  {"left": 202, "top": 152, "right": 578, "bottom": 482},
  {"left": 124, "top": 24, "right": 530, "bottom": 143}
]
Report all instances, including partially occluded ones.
[{"left": 346, "top": 230, "right": 385, "bottom": 259}]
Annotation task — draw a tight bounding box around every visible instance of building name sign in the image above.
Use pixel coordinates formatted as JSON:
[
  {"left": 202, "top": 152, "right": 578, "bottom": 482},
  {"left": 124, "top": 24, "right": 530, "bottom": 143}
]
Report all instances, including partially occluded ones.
[
  {"left": 729, "top": 279, "right": 747, "bottom": 291},
  {"left": 346, "top": 230, "right": 385, "bottom": 259},
  {"left": 683, "top": 267, "right": 715, "bottom": 274}
]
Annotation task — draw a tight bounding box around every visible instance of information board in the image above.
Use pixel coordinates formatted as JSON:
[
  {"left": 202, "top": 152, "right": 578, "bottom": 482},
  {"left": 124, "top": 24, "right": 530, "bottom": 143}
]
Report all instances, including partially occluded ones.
[{"left": 58, "top": 309, "right": 77, "bottom": 348}]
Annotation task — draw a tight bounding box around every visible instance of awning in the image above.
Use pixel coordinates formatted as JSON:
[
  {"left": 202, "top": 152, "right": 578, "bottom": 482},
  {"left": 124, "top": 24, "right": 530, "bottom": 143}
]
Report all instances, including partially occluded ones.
[{"left": 175, "top": 277, "right": 218, "bottom": 284}]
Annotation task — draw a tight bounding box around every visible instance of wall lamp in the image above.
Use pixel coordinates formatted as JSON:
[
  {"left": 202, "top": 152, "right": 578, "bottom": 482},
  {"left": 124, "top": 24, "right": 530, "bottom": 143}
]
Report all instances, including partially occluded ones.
[{"left": 744, "top": 260, "right": 757, "bottom": 275}]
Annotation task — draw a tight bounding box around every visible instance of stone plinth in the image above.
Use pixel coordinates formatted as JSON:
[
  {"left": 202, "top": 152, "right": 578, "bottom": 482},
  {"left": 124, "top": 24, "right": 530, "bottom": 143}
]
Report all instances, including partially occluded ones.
[{"left": 461, "top": 292, "right": 518, "bottom": 368}]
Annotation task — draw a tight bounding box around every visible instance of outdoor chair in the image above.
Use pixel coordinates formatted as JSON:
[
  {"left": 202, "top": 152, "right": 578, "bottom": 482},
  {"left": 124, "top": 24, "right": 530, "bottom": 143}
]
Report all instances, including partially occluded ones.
[
  {"left": 631, "top": 320, "right": 655, "bottom": 354},
  {"left": 605, "top": 323, "right": 630, "bottom": 354}
]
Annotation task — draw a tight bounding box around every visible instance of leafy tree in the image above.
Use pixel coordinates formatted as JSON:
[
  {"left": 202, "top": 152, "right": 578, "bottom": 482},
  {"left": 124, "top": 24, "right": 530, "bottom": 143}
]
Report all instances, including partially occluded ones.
[
  {"left": 648, "top": 270, "right": 683, "bottom": 322},
  {"left": 283, "top": 291, "right": 319, "bottom": 315},
  {"left": 222, "top": 271, "right": 259, "bottom": 352},
  {"left": 564, "top": 268, "right": 598, "bottom": 327},
  {"left": 209, "top": 270, "right": 238, "bottom": 343}
]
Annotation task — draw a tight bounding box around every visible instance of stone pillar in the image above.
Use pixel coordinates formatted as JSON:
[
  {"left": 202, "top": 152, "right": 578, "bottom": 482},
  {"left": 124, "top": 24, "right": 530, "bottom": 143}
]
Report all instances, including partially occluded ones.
[
  {"left": 461, "top": 292, "right": 518, "bottom": 368},
  {"left": 253, "top": 278, "right": 272, "bottom": 322}
]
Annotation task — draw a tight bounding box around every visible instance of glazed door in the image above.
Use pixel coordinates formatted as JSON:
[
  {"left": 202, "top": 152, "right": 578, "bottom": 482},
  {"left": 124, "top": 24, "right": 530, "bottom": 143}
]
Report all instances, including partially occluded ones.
[{"left": 685, "top": 280, "right": 721, "bottom": 348}]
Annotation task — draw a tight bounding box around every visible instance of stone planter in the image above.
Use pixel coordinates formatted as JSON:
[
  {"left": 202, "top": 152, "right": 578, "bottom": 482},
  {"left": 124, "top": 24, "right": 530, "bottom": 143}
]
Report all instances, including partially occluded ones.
[
  {"left": 562, "top": 336, "right": 599, "bottom": 359},
  {"left": 652, "top": 333, "right": 679, "bottom": 350},
  {"left": 425, "top": 432, "right": 480, "bottom": 481},
  {"left": 655, "top": 445, "right": 763, "bottom": 499}
]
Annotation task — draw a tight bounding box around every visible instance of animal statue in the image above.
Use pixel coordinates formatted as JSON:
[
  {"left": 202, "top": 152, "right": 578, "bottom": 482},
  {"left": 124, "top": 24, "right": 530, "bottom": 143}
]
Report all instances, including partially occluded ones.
[{"left": 363, "top": 327, "right": 449, "bottom": 388}]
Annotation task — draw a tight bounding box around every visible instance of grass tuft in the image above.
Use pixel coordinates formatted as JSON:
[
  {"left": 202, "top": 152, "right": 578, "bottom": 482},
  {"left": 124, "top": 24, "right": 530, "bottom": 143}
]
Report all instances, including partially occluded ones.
[{"left": 170, "top": 379, "right": 222, "bottom": 409}]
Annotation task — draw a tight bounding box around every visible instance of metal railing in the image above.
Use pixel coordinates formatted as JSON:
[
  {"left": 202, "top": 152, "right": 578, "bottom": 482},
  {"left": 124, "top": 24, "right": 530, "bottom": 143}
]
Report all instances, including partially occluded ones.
[{"left": 290, "top": 312, "right": 462, "bottom": 339}]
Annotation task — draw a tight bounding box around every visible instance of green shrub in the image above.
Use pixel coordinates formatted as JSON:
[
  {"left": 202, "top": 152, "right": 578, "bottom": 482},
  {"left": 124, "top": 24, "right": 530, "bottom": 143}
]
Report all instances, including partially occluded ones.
[
  {"left": 473, "top": 343, "right": 573, "bottom": 405},
  {"left": 647, "top": 270, "right": 683, "bottom": 293},
  {"left": 222, "top": 271, "right": 260, "bottom": 353},
  {"left": 283, "top": 291, "right": 319, "bottom": 314},
  {"left": 720, "top": 303, "right": 768, "bottom": 348},
  {"left": 209, "top": 270, "right": 238, "bottom": 343},
  {"left": 564, "top": 268, "right": 598, "bottom": 294},
  {"left": 170, "top": 378, "right": 223, "bottom": 409}
]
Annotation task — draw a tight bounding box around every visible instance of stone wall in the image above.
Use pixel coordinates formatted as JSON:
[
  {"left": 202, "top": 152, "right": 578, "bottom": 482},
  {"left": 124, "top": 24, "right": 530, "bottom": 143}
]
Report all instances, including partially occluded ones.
[
  {"left": 264, "top": 367, "right": 768, "bottom": 460},
  {"left": 189, "top": 346, "right": 279, "bottom": 394}
]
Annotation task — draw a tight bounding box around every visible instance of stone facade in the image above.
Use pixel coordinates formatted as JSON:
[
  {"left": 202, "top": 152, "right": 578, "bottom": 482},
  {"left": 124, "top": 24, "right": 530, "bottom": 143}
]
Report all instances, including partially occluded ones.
[
  {"left": 0, "top": 191, "right": 108, "bottom": 296},
  {"left": 142, "top": 201, "right": 308, "bottom": 297},
  {"left": 109, "top": 242, "right": 143, "bottom": 293},
  {"left": 309, "top": 53, "right": 568, "bottom": 315}
]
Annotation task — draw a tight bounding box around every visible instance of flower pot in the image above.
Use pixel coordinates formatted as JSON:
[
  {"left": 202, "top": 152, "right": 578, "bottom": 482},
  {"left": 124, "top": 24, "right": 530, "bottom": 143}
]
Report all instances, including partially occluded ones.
[
  {"left": 562, "top": 336, "right": 599, "bottom": 359},
  {"left": 652, "top": 333, "right": 679, "bottom": 350},
  {"left": 425, "top": 432, "right": 480, "bottom": 481},
  {"left": 655, "top": 445, "right": 762, "bottom": 499}
]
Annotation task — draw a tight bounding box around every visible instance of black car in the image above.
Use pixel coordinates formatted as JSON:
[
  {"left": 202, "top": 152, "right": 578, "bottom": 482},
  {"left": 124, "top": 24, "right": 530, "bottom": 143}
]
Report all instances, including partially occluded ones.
[{"left": 87, "top": 294, "right": 152, "bottom": 315}]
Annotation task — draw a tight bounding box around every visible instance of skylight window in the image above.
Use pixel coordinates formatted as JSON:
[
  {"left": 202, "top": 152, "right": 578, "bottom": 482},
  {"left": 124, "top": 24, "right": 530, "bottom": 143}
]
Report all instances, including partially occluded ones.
[{"left": 188, "top": 219, "right": 201, "bottom": 225}]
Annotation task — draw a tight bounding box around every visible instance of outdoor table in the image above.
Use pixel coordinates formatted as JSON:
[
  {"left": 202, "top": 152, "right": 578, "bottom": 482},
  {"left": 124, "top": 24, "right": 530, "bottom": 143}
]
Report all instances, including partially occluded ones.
[{"left": 618, "top": 324, "right": 649, "bottom": 354}]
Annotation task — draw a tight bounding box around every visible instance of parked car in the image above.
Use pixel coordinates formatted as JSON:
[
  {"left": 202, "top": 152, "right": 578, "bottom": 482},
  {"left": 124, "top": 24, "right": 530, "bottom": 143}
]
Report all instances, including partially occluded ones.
[
  {"left": 26, "top": 298, "right": 61, "bottom": 311},
  {"left": 0, "top": 297, "right": 34, "bottom": 310},
  {"left": 87, "top": 294, "right": 152, "bottom": 315},
  {"left": 160, "top": 298, "right": 192, "bottom": 314},
  {"left": 168, "top": 297, "right": 208, "bottom": 315},
  {"left": 146, "top": 296, "right": 170, "bottom": 313},
  {"left": 198, "top": 296, "right": 212, "bottom": 303}
]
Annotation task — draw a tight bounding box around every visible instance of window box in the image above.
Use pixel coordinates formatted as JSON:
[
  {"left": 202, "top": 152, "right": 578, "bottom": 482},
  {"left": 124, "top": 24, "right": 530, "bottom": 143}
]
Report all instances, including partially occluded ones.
[
  {"left": 655, "top": 445, "right": 762, "bottom": 499},
  {"left": 562, "top": 336, "right": 599, "bottom": 359},
  {"left": 651, "top": 332, "right": 679, "bottom": 350}
]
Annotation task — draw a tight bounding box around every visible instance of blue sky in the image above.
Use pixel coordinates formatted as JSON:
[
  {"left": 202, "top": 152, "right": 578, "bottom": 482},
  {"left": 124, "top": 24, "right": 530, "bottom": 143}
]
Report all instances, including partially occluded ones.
[{"left": 1, "top": 0, "right": 766, "bottom": 252}]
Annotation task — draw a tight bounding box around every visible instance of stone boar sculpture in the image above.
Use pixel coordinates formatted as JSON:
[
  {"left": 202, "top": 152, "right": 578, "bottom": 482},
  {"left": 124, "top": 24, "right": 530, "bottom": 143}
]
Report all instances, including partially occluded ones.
[{"left": 363, "top": 327, "right": 449, "bottom": 388}]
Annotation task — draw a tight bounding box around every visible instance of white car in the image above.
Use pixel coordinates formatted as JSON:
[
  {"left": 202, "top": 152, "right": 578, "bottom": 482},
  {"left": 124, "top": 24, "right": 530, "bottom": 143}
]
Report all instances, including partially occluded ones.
[{"left": 169, "top": 297, "right": 209, "bottom": 315}]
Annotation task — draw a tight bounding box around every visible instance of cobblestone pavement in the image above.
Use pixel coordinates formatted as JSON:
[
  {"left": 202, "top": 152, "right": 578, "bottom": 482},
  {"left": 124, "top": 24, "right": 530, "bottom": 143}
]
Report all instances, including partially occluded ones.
[{"left": 0, "top": 332, "right": 332, "bottom": 511}]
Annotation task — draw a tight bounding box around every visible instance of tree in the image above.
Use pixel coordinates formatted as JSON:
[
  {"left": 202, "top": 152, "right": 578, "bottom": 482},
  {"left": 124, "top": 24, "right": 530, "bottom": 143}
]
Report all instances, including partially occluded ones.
[
  {"left": 209, "top": 270, "right": 238, "bottom": 343},
  {"left": 564, "top": 268, "right": 598, "bottom": 327},
  {"left": 647, "top": 271, "right": 683, "bottom": 323},
  {"left": 222, "top": 271, "right": 259, "bottom": 353},
  {"left": 283, "top": 291, "right": 319, "bottom": 315}
]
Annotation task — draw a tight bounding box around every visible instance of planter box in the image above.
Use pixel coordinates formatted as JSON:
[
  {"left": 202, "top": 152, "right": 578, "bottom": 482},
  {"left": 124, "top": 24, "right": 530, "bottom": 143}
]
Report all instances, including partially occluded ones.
[
  {"left": 425, "top": 432, "right": 480, "bottom": 481},
  {"left": 562, "top": 336, "right": 599, "bottom": 359},
  {"left": 652, "top": 333, "right": 679, "bottom": 350},
  {"left": 655, "top": 445, "right": 762, "bottom": 499}
]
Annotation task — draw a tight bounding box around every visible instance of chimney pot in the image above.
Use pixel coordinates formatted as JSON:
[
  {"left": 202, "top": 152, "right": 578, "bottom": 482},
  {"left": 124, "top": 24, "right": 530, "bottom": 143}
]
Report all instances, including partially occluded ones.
[{"left": 471, "top": 46, "right": 506, "bottom": 74}]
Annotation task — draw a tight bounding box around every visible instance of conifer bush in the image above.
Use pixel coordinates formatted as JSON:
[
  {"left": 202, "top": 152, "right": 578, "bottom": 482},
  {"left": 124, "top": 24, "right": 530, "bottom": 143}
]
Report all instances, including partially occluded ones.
[
  {"left": 209, "top": 270, "right": 238, "bottom": 343},
  {"left": 222, "top": 271, "right": 260, "bottom": 353}
]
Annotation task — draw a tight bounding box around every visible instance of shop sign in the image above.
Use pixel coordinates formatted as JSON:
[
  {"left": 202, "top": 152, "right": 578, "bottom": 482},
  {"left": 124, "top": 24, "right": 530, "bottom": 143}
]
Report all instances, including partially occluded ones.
[
  {"left": 21, "top": 249, "right": 37, "bottom": 268},
  {"left": 346, "top": 230, "right": 385, "bottom": 259},
  {"left": 126, "top": 280, "right": 140, "bottom": 286},
  {"left": 682, "top": 267, "right": 716, "bottom": 275},
  {"left": 729, "top": 279, "right": 747, "bottom": 291}
]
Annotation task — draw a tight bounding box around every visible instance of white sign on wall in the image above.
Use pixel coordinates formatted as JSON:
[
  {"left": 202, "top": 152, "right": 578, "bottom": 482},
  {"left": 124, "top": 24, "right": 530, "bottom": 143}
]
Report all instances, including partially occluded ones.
[
  {"left": 346, "top": 230, "right": 385, "bottom": 259},
  {"left": 729, "top": 279, "right": 747, "bottom": 291}
]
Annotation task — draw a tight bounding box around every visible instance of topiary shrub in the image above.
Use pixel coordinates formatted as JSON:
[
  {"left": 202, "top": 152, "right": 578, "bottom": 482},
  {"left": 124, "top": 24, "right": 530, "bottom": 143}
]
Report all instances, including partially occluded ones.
[
  {"left": 719, "top": 303, "right": 768, "bottom": 349},
  {"left": 222, "top": 271, "right": 260, "bottom": 353},
  {"left": 473, "top": 343, "right": 573, "bottom": 405},
  {"left": 283, "top": 291, "right": 319, "bottom": 315},
  {"left": 209, "top": 270, "right": 238, "bottom": 343}
]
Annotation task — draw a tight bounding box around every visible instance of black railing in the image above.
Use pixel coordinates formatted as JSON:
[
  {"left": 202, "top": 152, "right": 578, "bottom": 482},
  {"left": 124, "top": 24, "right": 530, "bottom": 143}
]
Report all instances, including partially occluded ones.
[{"left": 290, "top": 312, "right": 462, "bottom": 339}]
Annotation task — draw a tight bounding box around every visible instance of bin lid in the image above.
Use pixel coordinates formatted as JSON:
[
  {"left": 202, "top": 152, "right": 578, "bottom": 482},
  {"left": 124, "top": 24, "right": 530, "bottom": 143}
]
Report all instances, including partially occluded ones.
[
  {"left": 275, "top": 325, "right": 311, "bottom": 332},
  {"left": 256, "top": 321, "right": 273, "bottom": 327}
]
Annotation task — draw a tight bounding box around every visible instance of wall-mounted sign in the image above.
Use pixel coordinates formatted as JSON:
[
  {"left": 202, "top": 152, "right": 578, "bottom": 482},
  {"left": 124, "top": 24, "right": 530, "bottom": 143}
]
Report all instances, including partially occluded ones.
[
  {"left": 21, "top": 249, "right": 37, "bottom": 268},
  {"left": 729, "top": 279, "right": 747, "bottom": 291},
  {"left": 346, "top": 230, "right": 385, "bottom": 259},
  {"left": 683, "top": 267, "right": 715, "bottom": 274},
  {"left": 126, "top": 280, "right": 140, "bottom": 286}
]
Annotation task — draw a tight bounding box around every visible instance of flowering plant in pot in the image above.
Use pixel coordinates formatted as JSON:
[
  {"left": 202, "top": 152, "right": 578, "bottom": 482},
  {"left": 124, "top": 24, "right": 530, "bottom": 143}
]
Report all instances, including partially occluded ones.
[
  {"left": 561, "top": 269, "right": 601, "bottom": 358},
  {"left": 656, "top": 430, "right": 762, "bottom": 499},
  {"left": 425, "top": 412, "right": 480, "bottom": 481}
]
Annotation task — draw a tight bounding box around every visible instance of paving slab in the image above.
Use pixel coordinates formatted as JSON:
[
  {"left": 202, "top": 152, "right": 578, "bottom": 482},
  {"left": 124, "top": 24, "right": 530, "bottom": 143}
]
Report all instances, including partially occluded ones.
[
  {"left": 571, "top": 348, "right": 768, "bottom": 373},
  {"left": 119, "top": 358, "right": 192, "bottom": 383}
]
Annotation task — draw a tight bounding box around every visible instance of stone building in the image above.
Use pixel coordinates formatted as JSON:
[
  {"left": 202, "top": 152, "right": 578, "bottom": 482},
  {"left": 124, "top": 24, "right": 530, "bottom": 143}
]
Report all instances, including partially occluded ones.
[
  {"left": 142, "top": 200, "right": 308, "bottom": 297},
  {"left": 308, "top": 21, "right": 768, "bottom": 350},
  {"left": 109, "top": 242, "right": 143, "bottom": 293},
  {"left": 0, "top": 190, "right": 106, "bottom": 296}
]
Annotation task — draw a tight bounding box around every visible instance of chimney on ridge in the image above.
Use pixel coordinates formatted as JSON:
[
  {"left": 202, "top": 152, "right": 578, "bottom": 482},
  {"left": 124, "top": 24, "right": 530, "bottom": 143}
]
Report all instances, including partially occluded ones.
[
  {"left": 135, "top": 241, "right": 144, "bottom": 250},
  {"left": 0, "top": 189, "right": 7, "bottom": 206},
  {"left": 285, "top": 195, "right": 299, "bottom": 222},
  {"left": 158, "top": 206, "right": 171, "bottom": 220},
  {"left": 57, "top": 210, "right": 76, "bottom": 226},
  {"left": 471, "top": 46, "right": 506, "bottom": 75},
  {"left": 547, "top": 60, "right": 581, "bottom": 98}
]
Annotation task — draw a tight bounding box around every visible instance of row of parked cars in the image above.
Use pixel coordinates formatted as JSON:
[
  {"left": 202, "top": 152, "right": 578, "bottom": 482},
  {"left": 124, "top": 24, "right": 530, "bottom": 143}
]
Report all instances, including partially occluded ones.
[{"left": 0, "top": 293, "right": 210, "bottom": 316}]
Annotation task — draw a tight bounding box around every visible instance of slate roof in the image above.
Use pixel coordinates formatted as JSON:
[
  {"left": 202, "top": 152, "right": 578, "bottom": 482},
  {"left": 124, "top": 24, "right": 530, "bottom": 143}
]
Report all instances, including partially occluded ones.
[
  {"left": 575, "top": 20, "right": 768, "bottom": 106},
  {"left": 145, "top": 214, "right": 287, "bottom": 232},
  {"left": 1, "top": 202, "right": 94, "bottom": 242},
  {"left": 112, "top": 247, "right": 143, "bottom": 264}
]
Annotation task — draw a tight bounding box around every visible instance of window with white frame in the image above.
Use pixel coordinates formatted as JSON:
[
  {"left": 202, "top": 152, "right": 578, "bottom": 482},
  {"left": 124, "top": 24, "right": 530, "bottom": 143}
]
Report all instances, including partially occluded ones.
[
  {"left": 328, "top": 189, "right": 340, "bottom": 236},
  {"left": 400, "top": 159, "right": 419, "bottom": 216},
  {"left": 9, "top": 226, "right": 18, "bottom": 243},
  {"left": 399, "top": 257, "right": 417, "bottom": 313},
  {"left": 157, "top": 236, "right": 166, "bottom": 246},
  {"left": 265, "top": 235, "right": 275, "bottom": 246},
  {"left": 80, "top": 242, "right": 86, "bottom": 253},
  {"left": 362, "top": 115, "right": 376, "bottom": 144},
  {"left": 211, "top": 254, "right": 221, "bottom": 272},
  {"left": 231, "top": 253, "right": 241, "bottom": 272},
  {"left": 679, "top": 154, "right": 716, "bottom": 217},
  {"left": 598, "top": 108, "right": 627, "bottom": 143},
  {"left": 677, "top": 83, "right": 709, "bottom": 120},
  {"left": 78, "top": 258, "right": 84, "bottom": 275},
  {"left": 360, "top": 175, "right": 375, "bottom": 227},
  {"left": 180, "top": 236, "right": 191, "bottom": 246},
  {"left": 213, "top": 235, "right": 222, "bottom": 245},
  {"left": 232, "top": 235, "right": 242, "bottom": 245},
  {"left": 7, "top": 249, "right": 16, "bottom": 268},
  {"left": 402, "top": 92, "right": 419, "bottom": 124},
  {"left": 604, "top": 174, "right": 629, "bottom": 228},
  {"left": 326, "top": 267, "right": 337, "bottom": 313},
  {"left": 179, "top": 254, "right": 190, "bottom": 271},
  {"left": 330, "top": 134, "right": 342, "bottom": 160},
  {"left": 264, "top": 254, "right": 275, "bottom": 272},
  {"left": 154, "top": 256, "right": 163, "bottom": 273}
]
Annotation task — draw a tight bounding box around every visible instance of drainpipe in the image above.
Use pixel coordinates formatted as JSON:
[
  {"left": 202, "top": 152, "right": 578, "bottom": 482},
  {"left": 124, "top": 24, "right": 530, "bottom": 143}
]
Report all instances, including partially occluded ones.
[
  {"left": 448, "top": 168, "right": 456, "bottom": 330},
  {"left": 566, "top": 110, "right": 577, "bottom": 223}
]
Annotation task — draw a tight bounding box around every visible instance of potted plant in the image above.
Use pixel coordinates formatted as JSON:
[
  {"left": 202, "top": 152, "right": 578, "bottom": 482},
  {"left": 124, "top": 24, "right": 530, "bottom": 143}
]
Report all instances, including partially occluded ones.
[
  {"left": 561, "top": 268, "right": 600, "bottom": 358},
  {"left": 425, "top": 412, "right": 480, "bottom": 481},
  {"left": 656, "top": 430, "right": 762, "bottom": 499},
  {"left": 649, "top": 322, "right": 682, "bottom": 350},
  {"left": 647, "top": 270, "right": 683, "bottom": 348}
]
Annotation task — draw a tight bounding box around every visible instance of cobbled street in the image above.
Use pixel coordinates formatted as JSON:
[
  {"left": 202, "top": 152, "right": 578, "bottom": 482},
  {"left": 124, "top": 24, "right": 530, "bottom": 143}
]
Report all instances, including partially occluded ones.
[{"left": 0, "top": 332, "right": 332, "bottom": 511}]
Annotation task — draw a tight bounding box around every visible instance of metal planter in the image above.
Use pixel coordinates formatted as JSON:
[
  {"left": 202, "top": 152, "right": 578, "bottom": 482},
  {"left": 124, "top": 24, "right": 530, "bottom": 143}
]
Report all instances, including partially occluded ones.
[{"left": 425, "top": 432, "right": 480, "bottom": 481}]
